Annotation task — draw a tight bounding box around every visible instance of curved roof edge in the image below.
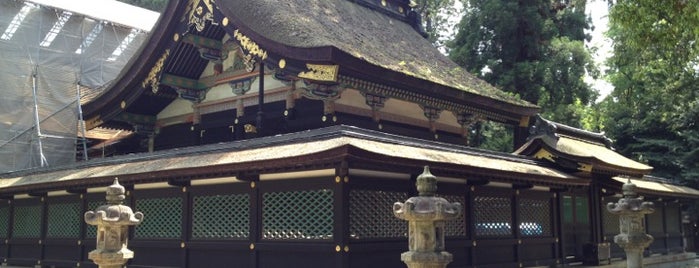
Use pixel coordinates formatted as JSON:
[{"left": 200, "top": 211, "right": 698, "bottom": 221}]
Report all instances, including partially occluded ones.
[
  {"left": 611, "top": 176, "right": 699, "bottom": 199},
  {"left": 0, "top": 125, "right": 586, "bottom": 195},
  {"left": 81, "top": 0, "right": 183, "bottom": 118},
  {"left": 217, "top": 0, "right": 538, "bottom": 114},
  {"left": 515, "top": 116, "right": 652, "bottom": 177},
  {"left": 82, "top": 0, "right": 539, "bottom": 129}
]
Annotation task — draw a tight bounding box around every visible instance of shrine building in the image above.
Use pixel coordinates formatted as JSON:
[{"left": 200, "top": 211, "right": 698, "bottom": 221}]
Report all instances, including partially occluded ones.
[{"left": 0, "top": 0, "right": 698, "bottom": 267}]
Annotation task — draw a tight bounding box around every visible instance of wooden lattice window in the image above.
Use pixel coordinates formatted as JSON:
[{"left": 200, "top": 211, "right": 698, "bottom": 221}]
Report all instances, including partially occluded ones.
[
  {"left": 192, "top": 194, "right": 249, "bottom": 239},
  {"left": 46, "top": 202, "right": 81, "bottom": 238},
  {"left": 518, "top": 197, "right": 551, "bottom": 237},
  {"left": 349, "top": 189, "right": 408, "bottom": 239},
  {"left": 474, "top": 187, "right": 512, "bottom": 237},
  {"left": 12, "top": 205, "right": 42, "bottom": 238},
  {"left": 85, "top": 200, "right": 102, "bottom": 238},
  {"left": 438, "top": 194, "right": 467, "bottom": 237},
  {"left": 0, "top": 204, "right": 9, "bottom": 238},
  {"left": 135, "top": 197, "right": 182, "bottom": 239},
  {"left": 262, "top": 189, "right": 333, "bottom": 240}
]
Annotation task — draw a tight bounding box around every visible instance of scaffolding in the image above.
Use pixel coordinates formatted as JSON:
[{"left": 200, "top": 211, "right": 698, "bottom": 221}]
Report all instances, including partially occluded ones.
[{"left": 0, "top": 0, "right": 158, "bottom": 172}]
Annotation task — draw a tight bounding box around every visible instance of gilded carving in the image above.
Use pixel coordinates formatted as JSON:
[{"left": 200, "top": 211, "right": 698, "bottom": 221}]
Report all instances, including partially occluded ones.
[
  {"left": 233, "top": 29, "right": 268, "bottom": 60},
  {"left": 142, "top": 49, "right": 170, "bottom": 94},
  {"left": 186, "top": 0, "right": 217, "bottom": 32},
  {"left": 244, "top": 124, "right": 257, "bottom": 133},
  {"left": 298, "top": 64, "right": 339, "bottom": 82}
]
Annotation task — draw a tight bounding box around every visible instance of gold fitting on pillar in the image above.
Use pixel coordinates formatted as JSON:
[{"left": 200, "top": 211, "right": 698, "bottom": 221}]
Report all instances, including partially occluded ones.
[
  {"left": 335, "top": 245, "right": 341, "bottom": 252},
  {"left": 472, "top": 241, "right": 477, "bottom": 247},
  {"left": 249, "top": 243, "right": 255, "bottom": 250},
  {"left": 335, "top": 176, "right": 341, "bottom": 183},
  {"left": 250, "top": 182, "right": 256, "bottom": 188},
  {"left": 343, "top": 176, "right": 349, "bottom": 183},
  {"left": 182, "top": 187, "right": 187, "bottom": 193},
  {"left": 344, "top": 245, "right": 349, "bottom": 252}
]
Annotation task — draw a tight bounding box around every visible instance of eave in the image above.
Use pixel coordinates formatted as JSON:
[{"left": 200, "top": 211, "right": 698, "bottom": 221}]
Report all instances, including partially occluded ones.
[
  {"left": 81, "top": 0, "right": 185, "bottom": 124},
  {"left": 81, "top": 0, "right": 540, "bottom": 132},
  {"left": 217, "top": 1, "right": 539, "bottom": 122},
  {"left": 0, "top": 126, "right": 586, "bottom": 196}
]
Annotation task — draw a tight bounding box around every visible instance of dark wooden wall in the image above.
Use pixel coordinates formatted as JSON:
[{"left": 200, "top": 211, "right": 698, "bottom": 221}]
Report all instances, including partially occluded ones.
[{"left": 0, "top": 176, "right": 690, "bottom": 268}]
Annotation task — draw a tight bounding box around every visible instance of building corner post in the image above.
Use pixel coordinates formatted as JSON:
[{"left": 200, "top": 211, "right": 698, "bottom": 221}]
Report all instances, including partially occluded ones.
[{"left": 393, "top": 166, "right": 462, "bottom": 268}]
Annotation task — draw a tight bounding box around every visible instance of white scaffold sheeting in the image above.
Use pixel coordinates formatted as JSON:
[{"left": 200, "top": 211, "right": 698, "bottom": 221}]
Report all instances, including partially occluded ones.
[{"left": 0, "top": 0, "right": 159, "bottom": 172}]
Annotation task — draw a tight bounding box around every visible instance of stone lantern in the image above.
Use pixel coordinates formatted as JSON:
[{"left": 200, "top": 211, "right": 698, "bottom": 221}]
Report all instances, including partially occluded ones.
[
  {"left": 606, "top": 178, "right": 654, "bottom": 268},
  {"left": 84, "top": 178, "right": 144, "bottom": 268},
  {"left": 393, "top": 166, "right": 462, "bottom": 268}
]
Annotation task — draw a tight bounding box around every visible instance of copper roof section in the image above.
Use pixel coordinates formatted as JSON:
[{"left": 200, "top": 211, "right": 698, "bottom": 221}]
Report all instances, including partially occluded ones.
[{"left": 515, "top": 116, "right": 653, "bottom": 177}]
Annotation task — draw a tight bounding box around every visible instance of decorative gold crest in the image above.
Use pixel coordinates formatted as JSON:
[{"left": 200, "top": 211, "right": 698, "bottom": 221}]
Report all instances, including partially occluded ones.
[
  {"left": 297, "top": 64, "right": 339, "bottom": 82},
  {"left": 142, "top": 49, "right": 170, "bottom": 93},
  {"left": 186, "top": 0, "right": 217, "bottom": 32},
  {"left": 233, "top": 29, "right": 268, "bottom": 60}
]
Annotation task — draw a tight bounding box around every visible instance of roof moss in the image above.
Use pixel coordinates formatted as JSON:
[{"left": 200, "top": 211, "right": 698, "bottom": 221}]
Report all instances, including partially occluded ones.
[{"left": 224, "top": 0, "right": 535, "bottom": 107}]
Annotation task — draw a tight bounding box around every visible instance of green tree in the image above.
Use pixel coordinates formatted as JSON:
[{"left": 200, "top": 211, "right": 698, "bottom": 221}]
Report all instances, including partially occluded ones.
[
  {"left": 412, "top": 0, "right": 463, "bottom": 50},
  {"left": 449, "top": 0, "right": 598, "bottom": 127},
  {"left": 603, "top": 0, "right": 699, "bottom": 182}
]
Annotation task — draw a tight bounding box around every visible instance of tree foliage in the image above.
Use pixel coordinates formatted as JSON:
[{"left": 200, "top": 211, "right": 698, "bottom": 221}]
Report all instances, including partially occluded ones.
[
  {"left": 413, "top": 0, "right": 463, "bottom": 50},
  {"left": 447, "top": 0, "right": 598, "bottom": 150},
  {"left": 602, "top": 0, "right": 699, "bottom": 182},
  {"left": 450, "top": 0, "right": 598, "bottom": 124}
]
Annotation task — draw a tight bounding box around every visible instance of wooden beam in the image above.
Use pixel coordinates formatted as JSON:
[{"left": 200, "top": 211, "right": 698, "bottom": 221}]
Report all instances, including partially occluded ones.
[{"left": 182, "top": 34, "right": 223, "bottom": 50}]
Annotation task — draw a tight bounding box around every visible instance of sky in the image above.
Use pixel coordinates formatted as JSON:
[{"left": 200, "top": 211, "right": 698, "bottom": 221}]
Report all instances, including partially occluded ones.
[{"left": 585, "top": 0, "right": 614, "bottom": 102}]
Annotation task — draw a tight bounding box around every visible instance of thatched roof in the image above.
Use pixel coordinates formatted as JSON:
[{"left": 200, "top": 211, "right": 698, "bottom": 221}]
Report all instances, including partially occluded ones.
[{"left": 220, "top": 0, "right": 535, "bottom": 108}]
